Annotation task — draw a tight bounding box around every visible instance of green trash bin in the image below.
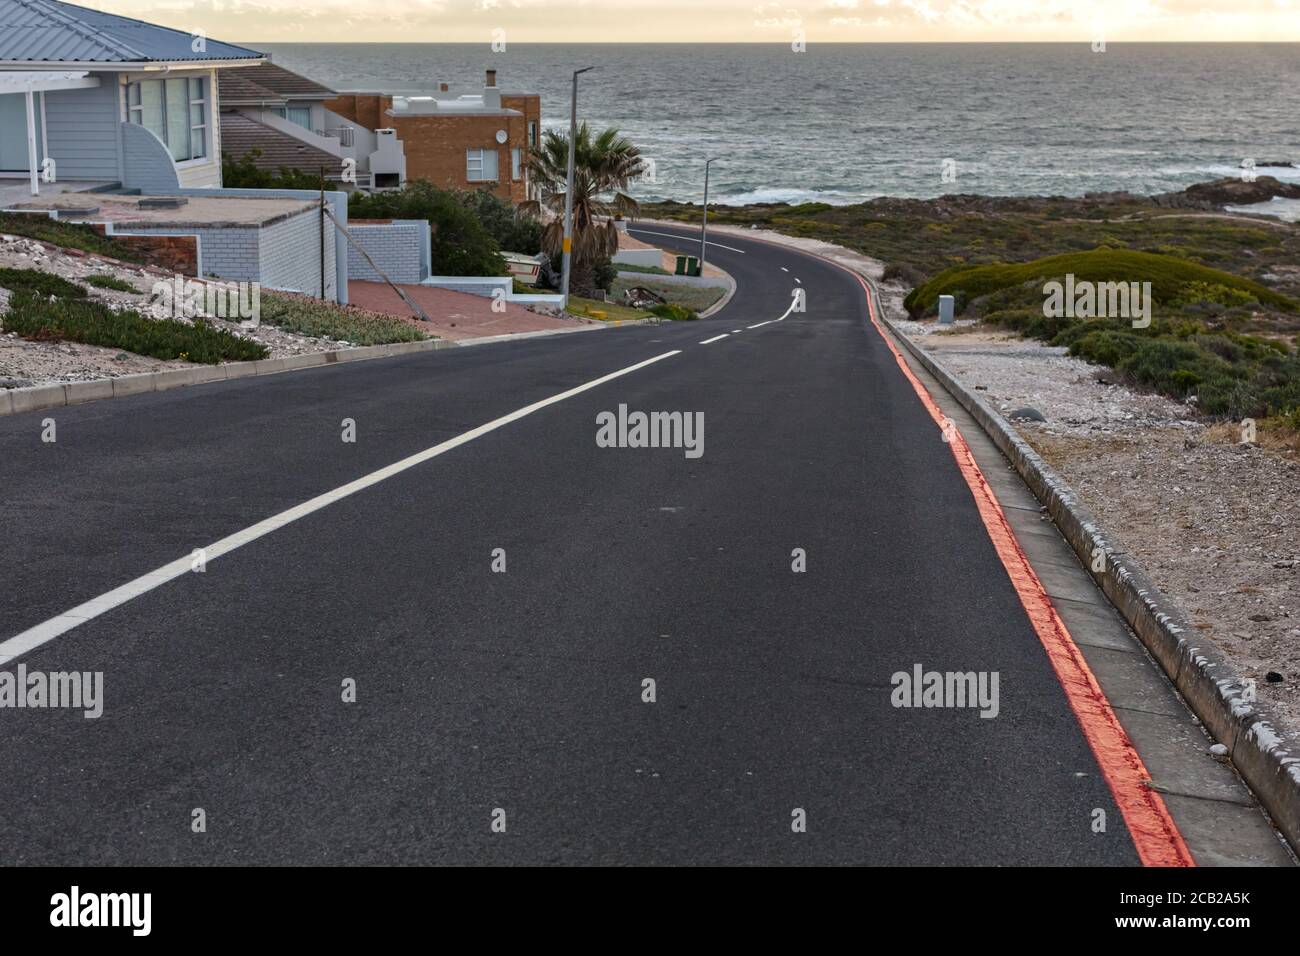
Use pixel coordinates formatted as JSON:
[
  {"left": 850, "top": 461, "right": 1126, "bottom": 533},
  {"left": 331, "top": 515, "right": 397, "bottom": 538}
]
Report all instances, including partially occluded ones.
[{"left": 674, "top": 255, "right": 701, "bottom": 277}]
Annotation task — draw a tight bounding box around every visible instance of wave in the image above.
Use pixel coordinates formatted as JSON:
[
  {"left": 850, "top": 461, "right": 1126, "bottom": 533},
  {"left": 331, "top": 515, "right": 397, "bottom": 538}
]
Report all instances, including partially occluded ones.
[
  {"left": 713, "top": 187, "right": 865, "bottom": 206},
  {"left": 1225, "top": 197, "right": 1300, "bottom": 223}
]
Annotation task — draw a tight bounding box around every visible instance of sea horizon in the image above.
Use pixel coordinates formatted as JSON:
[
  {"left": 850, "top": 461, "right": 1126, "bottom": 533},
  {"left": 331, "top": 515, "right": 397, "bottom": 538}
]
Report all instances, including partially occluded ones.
[{"left": 255, "top": 42, "right": 1300, "bottom": 208}]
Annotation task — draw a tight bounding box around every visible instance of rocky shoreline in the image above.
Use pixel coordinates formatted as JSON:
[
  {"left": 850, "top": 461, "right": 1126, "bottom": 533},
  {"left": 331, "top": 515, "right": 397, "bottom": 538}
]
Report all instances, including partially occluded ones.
[{"left": 654, "top": 174, "right": 1300, "bottom": 219}]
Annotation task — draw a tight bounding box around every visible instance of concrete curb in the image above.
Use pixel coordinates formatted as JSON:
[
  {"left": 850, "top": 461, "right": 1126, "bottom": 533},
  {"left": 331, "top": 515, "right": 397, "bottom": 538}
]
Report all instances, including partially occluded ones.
[
  {"left": 873, "top": 300, "right": 1300, "bottom": 854},
  {"left": 697, "top": 268, "right": 738, "bottom": 319},
  {"left": 0, "top": 318, "right": 626, "bottom": 419}
]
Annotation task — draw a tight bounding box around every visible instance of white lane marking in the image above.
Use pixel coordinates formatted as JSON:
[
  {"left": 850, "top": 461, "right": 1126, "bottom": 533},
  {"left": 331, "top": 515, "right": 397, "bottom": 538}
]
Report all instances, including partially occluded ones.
[
  {"left": 780, "top": 267, "right": 789, "bottom": 272},
  {"left": 731, "top": 329, "right": 742, "bottom": 333},
  {"left": 774, "top": 296, "right": 800, "bottom": 321},
  {"left": 699, "top": 334, "right": 730, "bottom": 344},
  {"left": 0, "top": 350, "right": 683, "bottom": 666},
  {"left": 746, "top": 320, "right": 774, "bottom": 329},
  {"left": 629, "top": 229, "right": 747, "bottom": 254},
  {"left": 795, "top": 277, "right": 802, "bottom": 284}
]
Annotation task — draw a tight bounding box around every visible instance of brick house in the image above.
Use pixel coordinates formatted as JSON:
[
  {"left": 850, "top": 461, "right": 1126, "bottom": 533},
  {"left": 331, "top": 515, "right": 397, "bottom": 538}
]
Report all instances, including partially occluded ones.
[{"left": 326, "top": 69, "right": 539, "bottom": 203}]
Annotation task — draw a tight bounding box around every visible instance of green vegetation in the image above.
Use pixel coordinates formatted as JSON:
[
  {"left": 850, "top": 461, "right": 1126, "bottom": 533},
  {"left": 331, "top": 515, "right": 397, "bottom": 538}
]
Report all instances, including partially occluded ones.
[
  {"left": 347, "top": 180, "right": 507, "bottom": 277},
  {"left": 221, "top": 150, "right": 335, "bottom": 191},
  {"left": 909, "top": 250, "right": 1300, "bottom": 419},
  {"left": 641, "top": 197, "right": 1300, "bottom": 306},
  {"left": 459, "top": 187, "right": 543, "bottom": 255},
  {"left": 0, "top": 267, "right": 87, "bottom": 299},
  {"left": 522, "top": 122, "right": 645, "bottom": 297},
  {"left": 566, "top": 296, "right": 644, "bottom": 322},
  {"left": 614, "top": 262, "right": 671, "bottom": 276},
  {"left": 259, "top": 291, "right": 430, "bottom": 345},
  {"left": 83, "top": 274, "right": 139, "bottom": 293},
  {"left": 1, "top": 290, "right": 268, "bottom": 363},
  {"left": 982, "top": 309, "right": 1299, "bottom": 418},
  {"left": 904, "top": 249, "right": 1295, "bottom": 317},
  {"left": 650, "top": 303, "right": 699, "bottom": 321},
  {"left": 0, "top": 212, "right": 147, "bottom": 263}
]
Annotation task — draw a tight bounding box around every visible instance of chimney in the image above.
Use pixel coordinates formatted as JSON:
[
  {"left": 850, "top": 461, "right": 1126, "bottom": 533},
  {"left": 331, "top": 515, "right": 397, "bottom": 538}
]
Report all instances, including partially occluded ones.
[
  {"left": 485, "top": 69, "right": 497, "bottom": 88},
  {"left": 439, "top": 82, "right": 449, "bottom": 93}
]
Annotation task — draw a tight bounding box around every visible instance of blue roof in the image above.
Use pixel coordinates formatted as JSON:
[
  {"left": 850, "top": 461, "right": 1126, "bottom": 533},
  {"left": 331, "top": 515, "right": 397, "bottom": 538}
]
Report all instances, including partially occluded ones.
[{"left": 0, "top": 0, "right": 264, "bottom": 63}]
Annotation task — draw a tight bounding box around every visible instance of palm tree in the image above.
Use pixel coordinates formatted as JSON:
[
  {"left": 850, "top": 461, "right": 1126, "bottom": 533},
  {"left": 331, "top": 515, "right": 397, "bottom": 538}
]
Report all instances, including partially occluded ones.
[{"left": 519, "top": 122, "right": 645, "bottom": 298}]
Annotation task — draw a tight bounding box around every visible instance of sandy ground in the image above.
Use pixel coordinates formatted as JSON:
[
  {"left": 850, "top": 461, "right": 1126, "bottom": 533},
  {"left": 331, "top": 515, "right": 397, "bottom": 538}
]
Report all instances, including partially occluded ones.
[{"left": 891, "top": 309, "right": 1300, "bottom": 741}]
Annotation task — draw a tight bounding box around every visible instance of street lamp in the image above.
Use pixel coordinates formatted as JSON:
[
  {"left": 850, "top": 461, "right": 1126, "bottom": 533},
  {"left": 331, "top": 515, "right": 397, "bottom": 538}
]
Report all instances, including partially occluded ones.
[
  {"left": 699, "top": 157, "right": 719, "bottom": 277},
  {"left": 561, "top": 66, "right": 595, "bottom": 308}
]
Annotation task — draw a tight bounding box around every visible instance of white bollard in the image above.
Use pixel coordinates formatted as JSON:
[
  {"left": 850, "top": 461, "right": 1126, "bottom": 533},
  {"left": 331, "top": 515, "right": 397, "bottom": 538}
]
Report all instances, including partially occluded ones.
[{"left": 937, "top": 294, "right": 955, "bottom": 325}]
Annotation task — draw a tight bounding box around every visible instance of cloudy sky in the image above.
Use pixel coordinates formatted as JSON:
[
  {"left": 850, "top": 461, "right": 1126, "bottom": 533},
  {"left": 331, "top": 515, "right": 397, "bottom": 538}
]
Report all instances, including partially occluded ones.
[{"left": 89, "top": 0, "right": 1300, "bottom": 43}]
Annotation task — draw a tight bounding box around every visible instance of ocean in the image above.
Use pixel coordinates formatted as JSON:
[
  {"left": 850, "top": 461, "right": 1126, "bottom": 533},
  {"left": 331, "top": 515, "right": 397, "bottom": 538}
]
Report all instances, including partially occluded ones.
[{"left": 253, "top": 43, "right": 1300, "bottom": 209}]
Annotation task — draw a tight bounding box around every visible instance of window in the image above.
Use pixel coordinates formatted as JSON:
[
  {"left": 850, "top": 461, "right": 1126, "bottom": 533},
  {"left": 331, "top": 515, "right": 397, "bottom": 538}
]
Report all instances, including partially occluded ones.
[
  {"left": 466, "top": 147, "right": 498, "bottom": 182},
  {"left": 276, "top": 106, "right": 312, "bottom": 130},
  {"left": 511, "top": 148, "right": 521, "bottom": 181},
  {"left": 528, "top": 121, "right": 536, "bottom": 147},
  {"left": 127, "top": 77, "right": 206, "bottom": 162}
]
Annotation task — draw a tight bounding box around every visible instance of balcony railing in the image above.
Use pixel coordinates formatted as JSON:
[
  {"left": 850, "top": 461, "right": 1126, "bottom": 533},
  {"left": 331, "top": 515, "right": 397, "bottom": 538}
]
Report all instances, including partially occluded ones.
[{"left": 323, "top": 127, "right": 355, "bottom": 148}]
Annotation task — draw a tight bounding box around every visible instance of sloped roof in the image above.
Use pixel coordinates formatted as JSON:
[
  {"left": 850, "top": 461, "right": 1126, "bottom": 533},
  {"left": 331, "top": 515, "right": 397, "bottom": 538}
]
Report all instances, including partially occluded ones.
[
  {"left": 220, "top": 112, "right": 340, "bottom": 176},
  {"left": 232, "top": 62, "right": 335, "bottom": 98},
  {"left": 218, "top": 70, "right": 287, "bottom": 107},
  {"left": 0, "top": 0, "right": 263, "bottom": 63}
]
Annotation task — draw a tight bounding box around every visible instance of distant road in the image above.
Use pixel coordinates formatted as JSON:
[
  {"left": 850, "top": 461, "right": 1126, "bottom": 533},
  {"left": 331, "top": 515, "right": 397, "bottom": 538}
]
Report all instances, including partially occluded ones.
[{"left": 0, "top": 222, "right": 1166, "bottom": 864}]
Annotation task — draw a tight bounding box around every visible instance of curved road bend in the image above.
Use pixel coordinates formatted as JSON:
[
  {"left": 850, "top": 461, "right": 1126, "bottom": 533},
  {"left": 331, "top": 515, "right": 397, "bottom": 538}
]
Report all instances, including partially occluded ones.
[{"left": 0, "top": 222, "right": 1168, "bottom": 864}]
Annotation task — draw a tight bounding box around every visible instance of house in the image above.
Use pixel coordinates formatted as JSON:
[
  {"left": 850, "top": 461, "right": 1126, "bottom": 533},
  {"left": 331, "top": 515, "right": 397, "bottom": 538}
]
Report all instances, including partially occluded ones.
[
  {"left": 218, "top": 62, "right": 406, "bottom": 191},
  {"left": 0, "top": 1, "right": 432, "bottom": 309},
  {"left": 326, "top": 69, "right": 539, "bottom": 203},
  {"left": 0, "top": 0, "right": 264, "bottom": 198}
]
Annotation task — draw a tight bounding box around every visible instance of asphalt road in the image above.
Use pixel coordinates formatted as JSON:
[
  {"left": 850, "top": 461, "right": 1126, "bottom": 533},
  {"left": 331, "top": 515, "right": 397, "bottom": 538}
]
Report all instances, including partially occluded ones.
[{"left": 0, "top": 223, "right": 1142, "bottom": 865}]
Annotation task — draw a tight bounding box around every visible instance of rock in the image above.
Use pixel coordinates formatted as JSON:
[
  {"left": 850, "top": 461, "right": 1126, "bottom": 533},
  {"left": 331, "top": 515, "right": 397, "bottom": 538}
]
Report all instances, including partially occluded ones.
[
  {"left": 1178, "top": 175, "right": 1300, "bottom": 206},
  {"left": 1209, "top": 743, "right": 1229, "bottom": 756},
  {"left": 1266, "top": 671, "right": 1284, "bottom": 683},
  {"left": 1249, "top": 613, "right": 1272, "bottom": 622},
  {"left": 1008, "top": 406, "right": 1047, "bottom": 422},
  {"left": 0, "top": 377, "right": 34, "bottom": 389}
]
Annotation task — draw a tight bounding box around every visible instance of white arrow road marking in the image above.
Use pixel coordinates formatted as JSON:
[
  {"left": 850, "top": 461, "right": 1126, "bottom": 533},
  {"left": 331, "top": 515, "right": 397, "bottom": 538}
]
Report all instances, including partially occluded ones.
[{"left": 0, "top": 350, "right": 683, "bottom": 666}]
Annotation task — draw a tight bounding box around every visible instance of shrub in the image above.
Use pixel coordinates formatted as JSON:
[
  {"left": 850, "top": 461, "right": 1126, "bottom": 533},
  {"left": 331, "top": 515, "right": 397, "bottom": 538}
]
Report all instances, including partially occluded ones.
[
  {"left": 221, "top": 150, "right": 331, "bottom": 191},
  {"left": 904, "top": 249, "right": 1296, "bottom": 317},
  {"left": 0, "top": 267, "right": 86, "bottom": 298},
  {"left": 258, "top": 291, "right": 429, "bottom": 345},
  {"left": 348, "top": 181, "right": 507, "bottom": 277},
  {"left": 651, "top": 303, "right": 698, "bottom": 321},
  {"left": 1, "top": 289, "right": 268, "bottom": 363},
  {"left": 1169, "top": 281, "right": 1259, "bottom": 309},
  {"left": 459, "top": 187, "right": 543, "bottom": 255},
  {"left": 593, "top": 256, "right": 618, "bottom": 292}
]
